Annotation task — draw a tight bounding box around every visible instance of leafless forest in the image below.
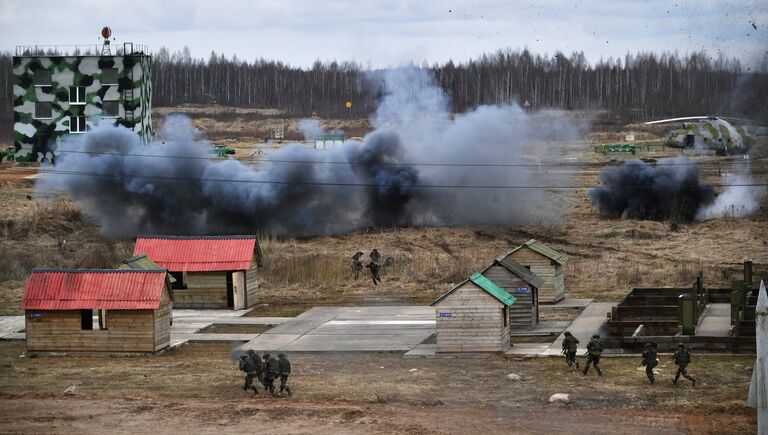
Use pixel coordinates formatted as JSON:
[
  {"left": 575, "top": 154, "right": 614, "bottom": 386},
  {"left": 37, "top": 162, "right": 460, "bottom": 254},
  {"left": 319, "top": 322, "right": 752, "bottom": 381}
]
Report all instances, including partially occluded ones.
[{"left": 1, "top": 48, "right": 767, "bottom": 143}]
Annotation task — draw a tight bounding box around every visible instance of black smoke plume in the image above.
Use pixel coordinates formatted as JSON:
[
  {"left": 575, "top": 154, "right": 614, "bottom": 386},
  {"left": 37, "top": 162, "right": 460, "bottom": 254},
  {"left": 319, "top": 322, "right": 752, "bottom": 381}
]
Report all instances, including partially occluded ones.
[
  {"left": 38, "top": 68, "right": 585, "bottom": 238},
  {"left": 588, "top": 157, "right": 715, "bottom": 221}
]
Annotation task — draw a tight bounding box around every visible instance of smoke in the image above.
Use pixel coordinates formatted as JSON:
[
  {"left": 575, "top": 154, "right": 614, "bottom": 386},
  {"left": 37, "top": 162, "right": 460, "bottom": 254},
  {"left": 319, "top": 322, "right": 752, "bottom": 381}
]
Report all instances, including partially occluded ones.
[
  {"left": 297, "top": 118, "right": 325, "bottom": 140},
  {"left": 38, "top": 67, "right": 585, "bottom": 238},
  {"left": 695, "top": 174, "right": 766, "bottom": 220},
  {"left": 588, "top": 157, "right": 715, "bottom": 221},
  {"left": 588, "top": 157, "right": 765, "bottom": 222}
]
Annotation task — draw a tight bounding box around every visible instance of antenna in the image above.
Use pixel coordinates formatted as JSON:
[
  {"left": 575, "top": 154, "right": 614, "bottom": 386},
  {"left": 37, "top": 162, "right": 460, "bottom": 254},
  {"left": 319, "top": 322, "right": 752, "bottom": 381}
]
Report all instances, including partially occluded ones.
[{"left": 101, "top": 26, "right": 112, "bottom": 55}]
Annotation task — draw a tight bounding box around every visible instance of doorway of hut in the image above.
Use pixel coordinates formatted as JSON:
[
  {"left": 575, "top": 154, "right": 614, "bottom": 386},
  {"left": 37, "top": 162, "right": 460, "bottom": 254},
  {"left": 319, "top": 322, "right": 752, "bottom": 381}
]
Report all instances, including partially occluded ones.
[{"left": 226, "top": 272, "right": 234, "bottom": 308}]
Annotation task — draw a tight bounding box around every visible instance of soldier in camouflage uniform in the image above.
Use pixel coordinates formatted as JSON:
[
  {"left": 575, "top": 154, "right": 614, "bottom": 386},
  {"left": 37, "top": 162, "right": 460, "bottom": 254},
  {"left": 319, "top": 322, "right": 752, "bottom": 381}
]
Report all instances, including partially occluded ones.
[
  {"left": 672, "top": 343, "right": 696, "bottom": 386},
  {"left": 238, "top": 354, "right": 259, "bottom": 395},
  {"left": 366, "top": 260, "right": 381, "bottom": 285},
  {"left": 351, "top": 251, "right": 364, "bottom": 280},
  {"left": 582, "top": 334, "right": 603, "bottom": 376},
  {"left": 277, "top": 353, "right": 293, "bottom": 396},
  {"left": 561, "top": 331, "right": 579, "bottom": 369},
  {"left": 247, "top": 350, "right": 263, "bottom": 385},
  {"left": 262, "top": 353, "right": 279, "bottom": 395},
  {"left": 640, "top": 342, "right": 658, "bottom": 384}
]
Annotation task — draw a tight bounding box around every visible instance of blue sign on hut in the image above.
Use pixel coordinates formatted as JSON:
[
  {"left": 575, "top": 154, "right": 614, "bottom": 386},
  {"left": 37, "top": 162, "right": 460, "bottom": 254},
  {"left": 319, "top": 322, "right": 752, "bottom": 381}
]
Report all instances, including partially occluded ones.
[
  {"left": 431, "top": 272, "right": 516, "bottom": 353},
  {"left": 481, "top": 257, "right": 545, "bottom": 329}
]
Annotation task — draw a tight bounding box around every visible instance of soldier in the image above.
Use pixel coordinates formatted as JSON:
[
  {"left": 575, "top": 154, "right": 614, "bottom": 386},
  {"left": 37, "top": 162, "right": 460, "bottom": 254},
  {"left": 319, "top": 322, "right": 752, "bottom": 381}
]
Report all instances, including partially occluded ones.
[
  {"left": 262, "top": 353, "right": 279, "bottom": 395},
  {"left": 641, "top": 342, "right": 658, "bottom": 384},
  {"left": 672, "top": 343, "right": 696, "bottom": 386},
  {"left": 247, "top": 350, "right": 263, "bottom": 385},
  {"left": 366, "top": 260, "right": 381, "bottom": 285},
  {"left": 369, "top": 249, "right": 381, "bottom": 264},
  {"left": 351, "top": 251, "right": 364, "bottom": 280},
  {"left": 238, "top": 354, "right": 259, "bottom": 395},
  {"left": 277, "top": 353, "right": 293, "bottom": 396},
  {"left": 561, "top": 331, "right": 579, "bottom": 369},
  {"left": 582, "top": 334, "right": 603, "bottom": 376}
]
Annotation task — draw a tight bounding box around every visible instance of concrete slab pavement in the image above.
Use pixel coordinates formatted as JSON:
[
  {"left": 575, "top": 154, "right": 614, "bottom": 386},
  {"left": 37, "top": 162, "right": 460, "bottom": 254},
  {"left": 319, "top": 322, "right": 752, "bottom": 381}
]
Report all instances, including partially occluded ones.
[
  {"left": 697, "top": 303, "right": 731, "bottom": 337},
  {"left": 544, "top": 302, "right": 616, "bottom": 356},
  {"left": 0, "top": 316, "right": 24, "bottom": 340},
  {"left": 238, "top": 306, "right": 436, "bottom": 353},
  {"left": 539, "top": 298, "right": 594, "bottom": 311}
]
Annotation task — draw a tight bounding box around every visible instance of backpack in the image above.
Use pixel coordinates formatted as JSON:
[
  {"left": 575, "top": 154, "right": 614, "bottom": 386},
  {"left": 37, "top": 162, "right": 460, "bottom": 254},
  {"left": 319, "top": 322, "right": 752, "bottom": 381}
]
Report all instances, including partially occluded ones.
[{"left": 677, "top": 347, "right": 691, "bottom": 364}]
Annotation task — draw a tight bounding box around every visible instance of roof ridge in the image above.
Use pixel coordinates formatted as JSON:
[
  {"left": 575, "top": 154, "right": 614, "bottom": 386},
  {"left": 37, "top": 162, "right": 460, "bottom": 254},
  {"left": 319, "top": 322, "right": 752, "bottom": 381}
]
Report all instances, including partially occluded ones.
[
  {"left": 31, "top": 268, "right": 167, "bottom": 273},
  {"left": 136, "top": 235, "right": 257, "bottom": 240}
]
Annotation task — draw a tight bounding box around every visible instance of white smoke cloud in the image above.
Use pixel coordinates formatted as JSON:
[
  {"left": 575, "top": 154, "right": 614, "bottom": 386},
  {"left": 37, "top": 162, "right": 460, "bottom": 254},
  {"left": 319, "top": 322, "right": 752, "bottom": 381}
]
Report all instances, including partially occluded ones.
[
  {"left": 695, "top": 173, "right": 766, "bottom": 220},
  {"left": 297, "top": 118, "right": 325, "bottom": 140}
]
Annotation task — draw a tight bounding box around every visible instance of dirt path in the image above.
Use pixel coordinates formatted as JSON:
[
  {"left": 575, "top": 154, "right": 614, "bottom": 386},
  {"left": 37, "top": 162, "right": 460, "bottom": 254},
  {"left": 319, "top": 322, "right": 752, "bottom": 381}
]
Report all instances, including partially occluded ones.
[{"left": 0, "top": 397, "right": 714, "bottom": 434}]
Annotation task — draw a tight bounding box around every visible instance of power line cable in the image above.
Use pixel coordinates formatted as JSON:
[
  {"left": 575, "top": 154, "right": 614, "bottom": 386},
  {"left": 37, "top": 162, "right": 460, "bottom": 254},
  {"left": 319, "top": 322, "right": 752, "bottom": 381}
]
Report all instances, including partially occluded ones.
[
  {"left": 36, "top": 168, "right": 768, "bottom": 190},
  {"left": 47, "top": 148, "right": 768, "bottom": 169}
]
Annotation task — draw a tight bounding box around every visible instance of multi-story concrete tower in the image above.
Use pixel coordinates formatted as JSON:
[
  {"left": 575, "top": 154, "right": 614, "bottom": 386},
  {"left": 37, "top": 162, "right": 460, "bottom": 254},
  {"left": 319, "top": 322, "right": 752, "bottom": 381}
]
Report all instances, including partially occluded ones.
[{"left": 13, "top": 29, "right": 152, "bottom": 162}]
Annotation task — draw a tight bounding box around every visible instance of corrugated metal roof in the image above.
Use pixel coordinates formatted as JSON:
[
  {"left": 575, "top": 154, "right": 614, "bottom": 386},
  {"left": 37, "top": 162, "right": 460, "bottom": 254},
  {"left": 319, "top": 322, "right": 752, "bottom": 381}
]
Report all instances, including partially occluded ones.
[
  {"left": 133, "top": 236, "right": 260, "bottom": 272},
  {"left": 121, "top": 253, "right": 176, "bottom": 283},
  {"left": 432, "top": 272, "right": 517, "bottom": 307},
  {"left": 490, "top": 258, "right": 545, "bottom": 288},
  {"left": 21, "top": 269, "right": 167, "bottom": 310},
  {"left": 501, "top": 239, "right": 567, "bottom": 265}
]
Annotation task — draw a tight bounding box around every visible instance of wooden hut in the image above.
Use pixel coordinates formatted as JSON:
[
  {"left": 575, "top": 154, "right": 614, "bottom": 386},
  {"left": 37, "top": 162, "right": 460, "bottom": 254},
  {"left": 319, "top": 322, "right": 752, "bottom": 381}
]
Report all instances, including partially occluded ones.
[
  {"left": 481, "top": 257, "right": 544, "bottom": 329},
  {"left": 502, "top": 239, "right": 567, "bottom": 304},
  {"left": 133, "top": 236, "right": 263, "bottom": 309},
  {"left": 21, "top": 269, "right": 172, "bottom": 354},
  {"left": 431, "top": 272, "right": 516, "bottom": 353}
]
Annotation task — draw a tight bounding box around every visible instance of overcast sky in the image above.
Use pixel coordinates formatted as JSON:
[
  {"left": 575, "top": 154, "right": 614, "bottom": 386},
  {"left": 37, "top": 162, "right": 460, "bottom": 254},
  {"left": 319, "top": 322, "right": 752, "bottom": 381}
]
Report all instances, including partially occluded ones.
[{"left": 1, "top": 0, "right": 766, "bottom": 69}]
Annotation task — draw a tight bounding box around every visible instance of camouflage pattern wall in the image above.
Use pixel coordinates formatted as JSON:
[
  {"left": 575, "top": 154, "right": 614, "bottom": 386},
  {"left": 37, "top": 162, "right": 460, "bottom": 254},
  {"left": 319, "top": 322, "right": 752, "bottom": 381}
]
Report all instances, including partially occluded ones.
[{"left": 12, "top": 54, "right": 152, "bottom": 162}]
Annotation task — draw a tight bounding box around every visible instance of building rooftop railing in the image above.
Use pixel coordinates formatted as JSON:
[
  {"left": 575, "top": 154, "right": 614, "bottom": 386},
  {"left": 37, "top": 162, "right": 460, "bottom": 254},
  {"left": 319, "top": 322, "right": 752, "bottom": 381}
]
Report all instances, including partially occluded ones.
[{"left": 15, "top": 43, "right": 150, "bottom": 57}]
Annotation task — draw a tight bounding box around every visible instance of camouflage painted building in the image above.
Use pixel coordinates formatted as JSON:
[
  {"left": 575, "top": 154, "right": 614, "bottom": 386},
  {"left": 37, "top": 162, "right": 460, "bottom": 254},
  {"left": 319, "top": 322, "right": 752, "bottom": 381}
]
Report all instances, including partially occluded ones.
[{"left": 13, "top": 45, "right": 152, "bottom": 162}]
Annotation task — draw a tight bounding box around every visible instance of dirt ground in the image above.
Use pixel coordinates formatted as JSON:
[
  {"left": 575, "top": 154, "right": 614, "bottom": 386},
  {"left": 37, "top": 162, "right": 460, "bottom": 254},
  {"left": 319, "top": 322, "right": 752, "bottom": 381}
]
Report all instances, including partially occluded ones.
[{"left": 0, "top": 342, "right": 756, "bottom": 434}]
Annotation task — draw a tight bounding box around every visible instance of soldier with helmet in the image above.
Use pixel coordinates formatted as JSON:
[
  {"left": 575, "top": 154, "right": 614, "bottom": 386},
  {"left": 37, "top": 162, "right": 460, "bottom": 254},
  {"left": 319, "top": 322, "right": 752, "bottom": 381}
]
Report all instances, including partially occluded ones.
[
  {"left": 238, "top": 353, "right": 260, "bottom": 395},
  {"left": 673, "top": 343, "right": 696, "bottom": 386},
  {"left": 582, "top": 334, "right": 604, "bottom": 376},
  {"left": 641, "top": 342, "right": 658, "bottom": 384},
  {"left": 561, "top": 331, "right": 579, "bottom": 369},
  {"left": 262, "top": 353, "right": 279, "bottom": 394},
  {"left": 277, "top": 353, "right": 293, "bottom": 396}
]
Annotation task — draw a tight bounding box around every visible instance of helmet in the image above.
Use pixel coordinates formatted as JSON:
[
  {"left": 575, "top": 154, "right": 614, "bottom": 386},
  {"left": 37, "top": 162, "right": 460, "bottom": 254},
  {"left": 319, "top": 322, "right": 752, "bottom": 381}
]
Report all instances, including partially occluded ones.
[
  {"left": 278, "top": 353, "right": 286, "bottom": 358},
  {"left": 263, "top": 353, "right": 271, "bottom": 359},
  {"left": 645, "top": 342, "right": 653, "bottom": 347},
  {"left": 592, "top": 334, "right": 600, "bottom": 339},
  {"left": 564, "top": 331, "right": 571, "bottom": 336},
  {"left": 239, "top": 354, "right": 247, "bottom": 359},
  {"left": 247, "top": 349, "right": 256, "bottom": 356}
]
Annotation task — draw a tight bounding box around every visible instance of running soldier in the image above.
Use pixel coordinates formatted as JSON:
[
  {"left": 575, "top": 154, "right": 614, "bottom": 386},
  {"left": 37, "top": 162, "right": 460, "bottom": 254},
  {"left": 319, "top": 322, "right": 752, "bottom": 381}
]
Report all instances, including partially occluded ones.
[
  {"left": 277, "top": 353, "right": 292, "bottom": 396},
  {"left": 561, "top": 331, "right": 579, "bottom": 369},
  {"left": 366, "top": 260, "right": 381, "bottom": 285},
  {"left": 238, "top": 354, "right": 259, "bottom": 395},
  {"left": 262, "top": 353, "right": 279, "bottom": 395},
  {"left": 641, "top": 342, "right": 658, "bottom": 384},
  {"left": 247, "top": 350, "right": 263, "bottom": 386},
  {"left": 351, "top": 251, "right": 364, "bottom": 280},
  {"left": 673, "top": 343, "right": 696, "bottom": 386},
  {"left": 582, "top": 334, "right": 603, "bottom": 376}
]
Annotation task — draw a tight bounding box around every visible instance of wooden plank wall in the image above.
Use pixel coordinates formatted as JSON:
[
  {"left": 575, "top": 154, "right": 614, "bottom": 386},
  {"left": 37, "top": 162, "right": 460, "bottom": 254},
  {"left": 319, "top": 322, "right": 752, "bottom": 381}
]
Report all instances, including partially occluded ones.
[
  {"left": 246, "top": 260, "right": 260, "bottom": 307},
  {"left": 153, "top": 287, "right": 172, "bottom": 351},
  {"left": 506, "top": 248, "right": 565, "bottom": 303},
  {"left": 26, "top": 309, "right": 157, "bottom": 352},
  {"left": 434, "top": 283, "right": 509, "bottom": 353},
  {"left": 483, "top": 264, "right": 536, "bottom": 329},
  {"left": 175, "top": 272, "right": 228, "bottom": 308}
]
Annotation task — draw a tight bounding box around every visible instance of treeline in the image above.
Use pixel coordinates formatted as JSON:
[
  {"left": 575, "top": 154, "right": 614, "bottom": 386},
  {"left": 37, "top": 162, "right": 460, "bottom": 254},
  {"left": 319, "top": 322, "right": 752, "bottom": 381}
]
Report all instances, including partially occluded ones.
[
  {"left": 1, "top": 48, "right": 767, "bottom": 143},
  {"left": 152, "top": 48, "right": 767, "bottom": 121}
]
